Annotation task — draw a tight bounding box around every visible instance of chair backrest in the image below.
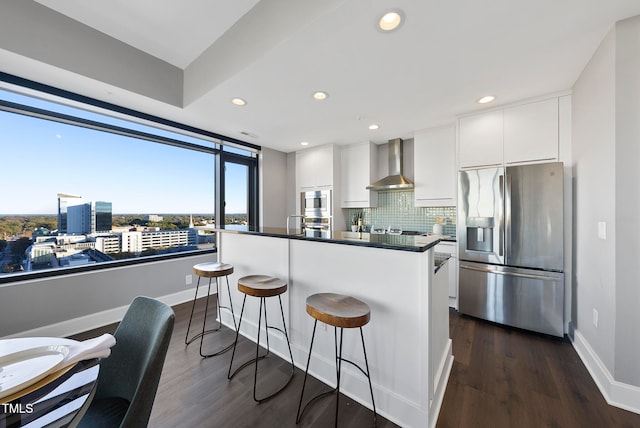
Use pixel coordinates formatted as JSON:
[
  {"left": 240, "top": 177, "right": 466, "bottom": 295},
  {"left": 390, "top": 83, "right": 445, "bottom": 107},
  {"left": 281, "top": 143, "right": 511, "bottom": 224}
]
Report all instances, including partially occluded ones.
[{"left": 94, "top": 296, "right": 175, "bottom": 428}]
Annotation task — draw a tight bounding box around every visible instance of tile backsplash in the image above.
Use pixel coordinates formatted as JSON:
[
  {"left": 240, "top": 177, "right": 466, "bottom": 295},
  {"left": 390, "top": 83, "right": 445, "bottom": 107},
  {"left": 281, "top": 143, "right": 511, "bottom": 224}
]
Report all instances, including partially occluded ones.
[{"left": 344, "top": 190, "right": 457, "bottom": 237}]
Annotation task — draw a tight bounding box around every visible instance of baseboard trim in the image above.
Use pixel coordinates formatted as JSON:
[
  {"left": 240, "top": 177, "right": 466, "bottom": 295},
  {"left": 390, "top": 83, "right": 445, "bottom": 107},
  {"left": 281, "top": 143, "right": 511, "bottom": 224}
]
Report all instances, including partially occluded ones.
[
  {"left": 5, "top": 289, "right": 195, "bottom": 339},
  {"left": 572, "top": 329, "right": 640, "bottom": 415}
]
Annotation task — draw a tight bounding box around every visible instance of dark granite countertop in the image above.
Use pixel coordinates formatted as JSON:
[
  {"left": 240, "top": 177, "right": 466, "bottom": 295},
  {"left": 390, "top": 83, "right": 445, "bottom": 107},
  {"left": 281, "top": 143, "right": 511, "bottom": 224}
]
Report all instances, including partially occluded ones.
[{"left": 215, "top": 227, "right": 441, "bottom": 252}]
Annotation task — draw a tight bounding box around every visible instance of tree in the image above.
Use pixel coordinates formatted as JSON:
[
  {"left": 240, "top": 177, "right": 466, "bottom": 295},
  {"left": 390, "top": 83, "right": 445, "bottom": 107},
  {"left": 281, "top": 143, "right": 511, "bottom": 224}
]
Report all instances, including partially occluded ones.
[{"left": 11, "top": 237, "right": 32, "bottom": 258}]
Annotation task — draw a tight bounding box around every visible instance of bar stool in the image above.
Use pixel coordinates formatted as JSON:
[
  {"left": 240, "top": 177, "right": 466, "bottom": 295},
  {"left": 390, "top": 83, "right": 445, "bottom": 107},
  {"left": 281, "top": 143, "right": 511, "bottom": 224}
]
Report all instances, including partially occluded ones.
[
  {"left": 185, "top": 262, "right": 237, "bottom": 358},
  {"left": 296, "top": 293, "right": 377, "bottom": 427},
  {"left": 227, "top": 274, "right": 295, "bottom": 402}
]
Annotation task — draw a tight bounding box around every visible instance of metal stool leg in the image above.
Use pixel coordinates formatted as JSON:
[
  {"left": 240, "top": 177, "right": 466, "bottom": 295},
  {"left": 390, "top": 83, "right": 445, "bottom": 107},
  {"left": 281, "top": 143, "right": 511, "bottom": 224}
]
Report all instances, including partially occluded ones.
[
  {"left": 335, "top": 327, "right": 344, "bottom": 428},
  {"left": 278, "top": 294, "right": 296, "bottom": 381},
  {"left": 296, "top": 325, "right": 376, "bottom": 427},
  {"left": 184, "top": 276, "right": 203, "bottom": 345},
  {"left": 198, "top": 277, "right": 215, "bottom": 356},
  {"left": 229, "top": 294, "right": 295, "bottom": 403},
  {"left": 252, "top": 295, "right": 295, "bottom": 402},
  {"left": 228, "top": 294, "right": 248, "bottom": 379},
  {"left": 296, "top": 319, "right": 318, "bottom": 424},
  {"left": 360, "top": 327, "right": 377, "bottom": 425},
  {"left": 296, "top": 321, "right": 339, "bottom": 425},
  {"left": 228, "top": 295, "right": 270, "bottom": 379},
  {"left": 223, "top": 275, "right": 237, "bottom": 331},
  {"left": 185, "top": 269, "right": 237, "bottom": 358}
]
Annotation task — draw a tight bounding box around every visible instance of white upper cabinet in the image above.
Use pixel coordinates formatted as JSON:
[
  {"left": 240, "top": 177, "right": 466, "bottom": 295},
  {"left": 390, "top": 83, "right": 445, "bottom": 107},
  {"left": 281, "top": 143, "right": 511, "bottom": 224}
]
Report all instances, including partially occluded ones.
[
  {"left": 503, "top": 98, "right": 559, "bottom": 164},
  {"left": 340, "top": 142, "right": 378, "bottom": 208},
  {"left": 458, "top": 96, "right": 562, "bottom": 169},
  {"left": 296, "top": 144, "right": 335, "bottom": 190},
  {"left": 414, "top": 125, "right": 456, "bottom": 207},
  {"left": 458, "top": 110, "right": 503, "bottom": 168}
]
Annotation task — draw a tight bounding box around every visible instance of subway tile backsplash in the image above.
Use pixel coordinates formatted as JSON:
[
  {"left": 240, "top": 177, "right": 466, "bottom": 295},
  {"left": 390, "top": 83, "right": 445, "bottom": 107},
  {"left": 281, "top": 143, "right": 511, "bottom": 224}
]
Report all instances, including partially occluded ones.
[{"left": 344, "top": 190, "right": 457, "bottom": 238}]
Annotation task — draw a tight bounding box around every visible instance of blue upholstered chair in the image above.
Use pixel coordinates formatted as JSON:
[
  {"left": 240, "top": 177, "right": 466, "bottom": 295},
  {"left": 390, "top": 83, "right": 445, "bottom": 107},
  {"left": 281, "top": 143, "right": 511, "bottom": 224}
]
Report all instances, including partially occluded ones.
[{"left": 78, "top": 296, "right": 175, "bottom": 428}]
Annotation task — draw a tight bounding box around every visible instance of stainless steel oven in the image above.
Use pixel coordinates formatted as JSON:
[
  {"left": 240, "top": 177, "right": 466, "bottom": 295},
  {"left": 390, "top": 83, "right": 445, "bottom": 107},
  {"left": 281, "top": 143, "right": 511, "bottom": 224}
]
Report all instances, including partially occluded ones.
[
  {"left": 301, "top": 190, "right": 331, "bottom": 218},
  {"left": 303, "top": 216, "right": 332, "bottom": 239}
]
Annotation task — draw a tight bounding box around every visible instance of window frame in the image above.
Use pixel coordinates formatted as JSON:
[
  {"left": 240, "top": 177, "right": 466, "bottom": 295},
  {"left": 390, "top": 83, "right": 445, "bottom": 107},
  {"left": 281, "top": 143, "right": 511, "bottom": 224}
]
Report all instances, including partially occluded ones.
[{"left": 0, "top": 72, "right": 260, "bottom": 285}]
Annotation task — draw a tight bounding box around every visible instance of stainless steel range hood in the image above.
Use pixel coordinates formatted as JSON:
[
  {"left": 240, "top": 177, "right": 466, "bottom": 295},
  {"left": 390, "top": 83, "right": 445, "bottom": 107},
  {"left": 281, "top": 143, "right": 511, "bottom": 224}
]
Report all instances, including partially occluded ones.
[{"left": 366, "top": 138, "right": 414, "bottom": 191}]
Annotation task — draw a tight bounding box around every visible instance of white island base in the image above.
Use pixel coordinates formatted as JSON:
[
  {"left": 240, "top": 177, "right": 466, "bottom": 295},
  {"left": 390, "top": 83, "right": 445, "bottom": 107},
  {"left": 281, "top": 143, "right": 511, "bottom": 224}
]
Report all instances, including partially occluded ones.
[{"left": 216, "top": 231, "right": 453, "bottom": 428}]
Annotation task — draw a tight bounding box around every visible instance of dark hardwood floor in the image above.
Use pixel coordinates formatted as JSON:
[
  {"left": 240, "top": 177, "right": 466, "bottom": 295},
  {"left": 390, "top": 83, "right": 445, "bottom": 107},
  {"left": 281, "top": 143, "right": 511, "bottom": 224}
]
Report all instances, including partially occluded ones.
[
  {"left": 437, "top": 308, "right": 640, "bottom": 428},
  {"left": 73, "top": 301, "right": 640, "bottom": 428}
]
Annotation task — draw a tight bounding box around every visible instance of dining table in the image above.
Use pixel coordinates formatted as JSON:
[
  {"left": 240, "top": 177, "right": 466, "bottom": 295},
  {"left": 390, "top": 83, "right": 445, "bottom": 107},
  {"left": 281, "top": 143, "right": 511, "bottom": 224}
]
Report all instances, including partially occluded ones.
[{"left": 0, "top": 336, "right": 109, "bottom": 428}]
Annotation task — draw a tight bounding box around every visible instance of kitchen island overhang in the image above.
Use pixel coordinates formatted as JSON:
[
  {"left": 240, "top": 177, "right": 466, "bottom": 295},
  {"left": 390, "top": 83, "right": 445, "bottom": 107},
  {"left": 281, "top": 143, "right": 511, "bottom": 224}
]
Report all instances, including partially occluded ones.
[{"left": 213, "top": 227, "right": 453, "bottom": 428}]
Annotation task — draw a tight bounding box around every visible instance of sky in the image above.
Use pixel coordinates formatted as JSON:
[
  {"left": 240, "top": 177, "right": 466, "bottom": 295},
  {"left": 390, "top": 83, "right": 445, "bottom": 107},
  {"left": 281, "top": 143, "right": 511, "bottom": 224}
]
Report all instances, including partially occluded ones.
[{"left": 0, "top": 89, "right": 248, "bottom": 215}]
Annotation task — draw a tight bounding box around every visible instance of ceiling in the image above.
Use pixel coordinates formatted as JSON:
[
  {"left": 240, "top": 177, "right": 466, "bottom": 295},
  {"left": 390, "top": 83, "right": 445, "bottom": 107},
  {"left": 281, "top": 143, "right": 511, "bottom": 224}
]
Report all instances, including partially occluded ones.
[{"left": 4, "top": 0, "right": 640, "bottom": 152}]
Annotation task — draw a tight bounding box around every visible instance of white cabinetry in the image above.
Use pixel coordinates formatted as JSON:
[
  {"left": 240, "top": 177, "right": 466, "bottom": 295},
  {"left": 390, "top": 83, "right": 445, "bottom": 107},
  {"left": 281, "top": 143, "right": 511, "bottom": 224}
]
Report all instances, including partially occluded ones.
[
  {"left": 503, "top": 98, "right": 558, "bottom": 164},
  {"left": 459, "top": 110, "right": 503, "bottom": 168},
  {"left": 435, "top": 241, "right": 458, "bottom": 307},
  {"left": 414, "top": 125, "right": 456, "bottom": 207},
  {"left": 340, "top": 142, "right": 378, "bottom": 208},
  {"left": 296, "top": 144, "right": 335, "bottom": 190},
  {"left": 458, "top": 96, "right": 562, "bottom": 169},
  {"left": 294, "top": 144, "right": 345, "bottom": 231}
]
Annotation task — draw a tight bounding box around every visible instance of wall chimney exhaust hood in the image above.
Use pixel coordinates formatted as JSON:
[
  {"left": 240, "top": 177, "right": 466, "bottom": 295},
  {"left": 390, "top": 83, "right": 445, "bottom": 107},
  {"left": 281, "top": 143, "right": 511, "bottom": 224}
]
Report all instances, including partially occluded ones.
[{"left": 366, "top": 138, "right": 414, "bottom": 191}]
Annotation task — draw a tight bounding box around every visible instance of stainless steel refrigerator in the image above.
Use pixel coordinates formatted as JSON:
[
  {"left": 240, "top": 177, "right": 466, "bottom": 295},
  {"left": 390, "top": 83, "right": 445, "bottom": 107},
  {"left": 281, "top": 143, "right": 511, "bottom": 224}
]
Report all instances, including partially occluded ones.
[{"left": 457, "top": 162, "right": 564, "bottom": 337}]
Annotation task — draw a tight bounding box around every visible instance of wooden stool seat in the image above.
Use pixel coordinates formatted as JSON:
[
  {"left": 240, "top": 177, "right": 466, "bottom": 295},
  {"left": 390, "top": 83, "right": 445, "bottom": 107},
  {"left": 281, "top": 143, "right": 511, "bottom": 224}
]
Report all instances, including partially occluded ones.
[
  {"left": 306, "top": 293, "right": 370, "bottom": 329},
  {"left": 237, "top": 275, "right": 287, "bottom": 297},
  {"left": 193, "top": 262, "right": 234, "bottom": 278}
]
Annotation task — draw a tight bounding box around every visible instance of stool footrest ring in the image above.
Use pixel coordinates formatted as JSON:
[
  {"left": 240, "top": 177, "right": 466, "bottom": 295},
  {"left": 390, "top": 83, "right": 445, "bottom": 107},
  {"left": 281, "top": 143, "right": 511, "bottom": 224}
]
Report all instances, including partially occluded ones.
[
  {"left": 185, "top": 326, "right": 222, "bottom": 345},
  {"left": 227, "top": 293, "right": 295, "bottom": 403},
  {"left": 296, "top": 387, "right": 337, "bottom": 424},
  {"left": 185, "top": 273, "right": 238, "bottom": 359}
]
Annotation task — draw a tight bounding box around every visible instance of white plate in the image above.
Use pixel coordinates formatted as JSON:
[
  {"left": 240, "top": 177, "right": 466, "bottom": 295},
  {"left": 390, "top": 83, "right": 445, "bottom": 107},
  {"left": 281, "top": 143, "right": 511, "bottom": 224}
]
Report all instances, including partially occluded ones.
[{"left": 0, "top": 345, "right": 69, "bottom": 400}]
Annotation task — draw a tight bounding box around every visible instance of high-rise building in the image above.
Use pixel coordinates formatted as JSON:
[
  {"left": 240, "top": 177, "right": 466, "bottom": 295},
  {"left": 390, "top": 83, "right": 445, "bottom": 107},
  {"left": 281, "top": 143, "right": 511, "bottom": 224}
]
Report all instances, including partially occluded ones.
[
  {"left": 67, "top": 201, "right": 112, "bottom": 234},
  {"left": 94, "top": 201, "right": 113, "bottom": 233},
  {"left": 57, "top": 193, "right": 82, "bottom": 233}
]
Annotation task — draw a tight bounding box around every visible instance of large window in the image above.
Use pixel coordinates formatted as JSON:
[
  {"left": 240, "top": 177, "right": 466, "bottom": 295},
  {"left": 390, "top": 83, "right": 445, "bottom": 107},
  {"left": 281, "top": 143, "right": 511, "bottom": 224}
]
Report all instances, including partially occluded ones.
[{"left": 0, "top": 77, "right": 258, "bottom": 282}]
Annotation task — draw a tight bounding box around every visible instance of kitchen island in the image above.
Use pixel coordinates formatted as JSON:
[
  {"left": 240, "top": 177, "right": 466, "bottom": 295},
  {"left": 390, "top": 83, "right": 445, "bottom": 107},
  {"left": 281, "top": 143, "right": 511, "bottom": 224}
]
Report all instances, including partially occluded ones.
[{"left": 214, "top": 227, "right": 452, "bottom": 428}]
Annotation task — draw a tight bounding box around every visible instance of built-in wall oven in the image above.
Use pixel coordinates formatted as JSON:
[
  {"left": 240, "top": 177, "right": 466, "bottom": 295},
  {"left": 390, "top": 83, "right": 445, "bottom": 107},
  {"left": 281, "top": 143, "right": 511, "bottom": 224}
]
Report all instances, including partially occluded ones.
[
  {"left": 303, "top": 217, "right": 332, "bottom": 238},
  {"left": 302, "top": 189, "right": 331, "bottom": 218},
  {"left": 301, "top": 190, "right": 332, "bottom": 238}
]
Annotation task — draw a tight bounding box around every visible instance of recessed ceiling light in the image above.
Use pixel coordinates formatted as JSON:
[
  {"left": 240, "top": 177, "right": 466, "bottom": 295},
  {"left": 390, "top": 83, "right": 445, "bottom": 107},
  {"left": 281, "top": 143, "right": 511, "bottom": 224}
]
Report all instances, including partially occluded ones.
[
  {"left": 232, "top": 98, "right": 246, "bottom": 106},
  {"left": 477, "top": 95, "right": 495, "bottom": 104},
  {"left": 369, "top": 124, "right": 380, "bottom": 130},
  {"left": 300, "top": 141, "right": 309, "bottom": 146},
  {"left": 379, "top": 11, "right": 403, "bottom": 31},
  {"left": 312, "top": 91, "right": 328, "bottom": 100}
]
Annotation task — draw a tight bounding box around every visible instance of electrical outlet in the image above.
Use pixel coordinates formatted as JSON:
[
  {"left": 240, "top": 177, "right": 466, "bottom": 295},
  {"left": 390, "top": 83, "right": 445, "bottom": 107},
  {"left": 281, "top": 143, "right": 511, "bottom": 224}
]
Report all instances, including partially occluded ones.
[
  {"left": 593, "top": 308, "right": 598, "bottom": 328},
  {"left": 185, "top": 274, "right": 192, "bottom": 285}
]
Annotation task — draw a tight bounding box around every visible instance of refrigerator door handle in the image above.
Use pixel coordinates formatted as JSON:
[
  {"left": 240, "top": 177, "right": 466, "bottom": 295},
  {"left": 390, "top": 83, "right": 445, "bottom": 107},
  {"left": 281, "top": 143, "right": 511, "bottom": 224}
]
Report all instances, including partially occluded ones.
[
  {"left": 460, "top": 263, "right": 557, "bottom": 281},
  {"left": 504, "top": 173, "right": 511, "bottom": 261},
  {"left": 498, "top": 174, "right": 504, "bottom": 257}
]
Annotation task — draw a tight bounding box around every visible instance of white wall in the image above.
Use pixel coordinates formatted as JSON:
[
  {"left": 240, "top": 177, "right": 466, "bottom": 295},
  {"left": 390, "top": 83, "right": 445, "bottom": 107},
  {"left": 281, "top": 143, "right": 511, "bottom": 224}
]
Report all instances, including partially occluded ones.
[
  {"left": 572, "top": 14, "right": 640, "bottom": 398},
  {"left": 572, "top": 25, "right": 617, "bottom": 373},
  {"left": 286, "top": 152, "right": 297, "bottom": 218},
  {"left": 259, "top": 147, "right": 288, "bottom": 228},
  {"left": 0, "top": 253, "right": 213, "bottom": 337},
  {"left": 613, "top": 16, "right": 640, "bottom": 387}
]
